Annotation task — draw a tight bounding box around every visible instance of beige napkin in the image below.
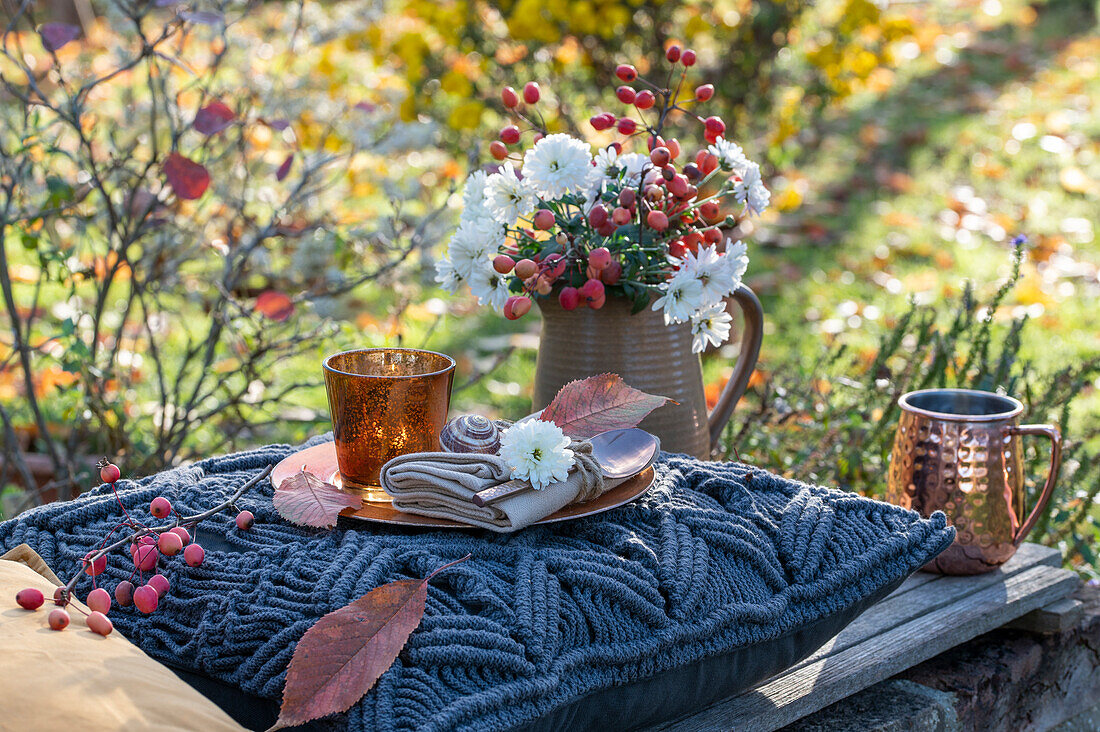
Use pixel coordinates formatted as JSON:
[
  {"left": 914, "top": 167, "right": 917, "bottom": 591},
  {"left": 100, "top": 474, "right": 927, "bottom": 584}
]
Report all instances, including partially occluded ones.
[{"left": 379, "top": 444, "right": 649, "bottom": 532}]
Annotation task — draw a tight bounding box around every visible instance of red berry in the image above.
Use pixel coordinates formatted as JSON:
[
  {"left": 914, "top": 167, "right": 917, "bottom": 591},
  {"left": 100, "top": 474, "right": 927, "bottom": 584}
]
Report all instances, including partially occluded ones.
[
  {"left": 512, "top": 259, "right": 535, "bottom": 279},
  {"left": 699, "top": 152, "right": 720, "bottom": 176},
  {"left": 699, "top": 200, "right": 720, "bottom": 220},
  {"left": 666, "top": 138, "right": 682, "bottom": 160},
  {"left": 86, "top": 587, "right": 111, "bottom": 614},
  {"left": 543, "top": 253, "right": 568, "bottom": 279},
  {"left": 558, "top": 287, "right": 581, "bottom": 311},
  {"left": 150, "top": 496, "right": 172, "bottom": 519},
  {"left": 588, "top": 294, "right": 606, "bottom": 310},
  {"left": 615, "top": 64, "right": 637, "bottom": 82},
  {"left": 15, "top": 587, "right": 44, "bottom": 610},
  {"left": 611, "top": 207, "right": 632, "bottom": 225},
  {"left": 650, "top": 146, "right": 671, "bottom": 167},
  {"left": 683, "top": 163, "right": 702, "bottom": 181},
  {"left": 635, "top": 90, "right": 655, "bottom": 110},
  {"left": 235, "top": 510, "right": 255, "bottom": 530},
  {"left": 668, "top": 175, "right": 690, "bottom": 198},
  {"left": 501, "top": 86, "right": 519, "bottom": 108},
  {"left": 183, "top": 543, "right": 205, "bottom": 568},
  {"left": 114, "top": 580, "right": 134, "bottom": 607},
  {"left": 695, "top": 84, "right": 714, "bottom": 101},
  {"left": 647, "top": 210, "right": 670, "bottom": 231},
  {"left": 600, "top": 260, "right": 623, "bottom": 285},
  {"left": 704, "top": 227, "right": 723, "bottom": 243},
  {"left": 53, "top": 587, "right": 69, "bottom": 607},
  {"left": 681, "top": 49, "right": 697, "bottom": 66},
  {"left": 608, "top": 141, "right": 622, "bottom": 154},
  {"left": 168, "top": 527, "right": 191, "bottom": 546},
  {"left": 493, "top": 255, "right": 515, "bottom": 274},
  {"left": 132, "top": 543, "right": 158, "bottom": 572},
  {"left": 489, "top": 140, "right": 508, "bottom": 161},
  {"left": 597, "top": 222, "right": 616, "bottom": 237},
  {"left": 590, "top": 114, "right": 613, "bottom": 131},
  {"left": 158, "top": 531, "right": 184, "bottom": 557},
  {"left": 99, "top": 462, "right": 121, "bottom": 484},
  {"left": 588, "top": 204, "right": 609, "bottom": 228},
  {"left": 532, "top": 132, "right": 544, "bottom": 144},
  {"left": 533, "top": 209, "right": 555, "bottom": 230},
  {"left": 522, "top": 82, "right": 540, "bottom": 104},
  {"left": 588, "top": 247, "right": 612, "bottom": 271},
  {"left": 500, "top": 125, "right": 520, "bottom": 144},
  {"left": 704, "top": 116, "right": 725, "bottom": 136},
  {"left": 669, "top": 239, "right": 687, "bottom": 258},
  {"left": 133, "top": 585, "right": 158, "bottom": 614},
  {"left": 83, "top": 551, "right": 106, "bottom": 576},
  {"left": 616, "top": 118, "right": 637, "bottom": 135},
  {"left": 148, "top": 573, "right": 170, "bottom": 599},
  {"left": 619, "top": 188, "right": 637, "bottom": 208},
  {"left": 666, "top": 45, "right": 681, "bottom": 63},
  {"left": 503, "top": 296, "right": 532, "bottom": 320},
  {"left": 684, "top": 230, "right": 704, "bottom": 249},
  {"left": 616, "top": 86, "right": 636, "bottom": 104},
  {"left": 580, "top": 278, "right": 605, "bottom": 303},
  {"left": 86, "top": 611, "right": 113, "bottom": 637},
  {"left": 48, "top": 608, "right": 70, "bottom": 630}
]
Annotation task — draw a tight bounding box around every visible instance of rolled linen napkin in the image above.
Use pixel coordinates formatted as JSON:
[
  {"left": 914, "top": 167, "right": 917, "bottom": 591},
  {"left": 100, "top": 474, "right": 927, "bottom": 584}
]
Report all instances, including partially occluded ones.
[{"left": 379, "top": 440, "right": 652, "bottom": 532}]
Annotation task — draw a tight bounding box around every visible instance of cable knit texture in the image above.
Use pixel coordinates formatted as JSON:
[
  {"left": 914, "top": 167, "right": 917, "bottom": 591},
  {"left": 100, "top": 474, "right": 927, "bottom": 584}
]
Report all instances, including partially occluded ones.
[{"left": 0, "top": 437, "right": 954, "bottom": 731}]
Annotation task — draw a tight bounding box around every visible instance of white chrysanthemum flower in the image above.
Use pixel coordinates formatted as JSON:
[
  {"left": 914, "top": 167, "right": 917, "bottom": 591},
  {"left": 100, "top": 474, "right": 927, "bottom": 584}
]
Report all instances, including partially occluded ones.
[
  {"left": 447, "top": 219, "right": 501, "bottom": 280},
  {"left": 588, "top": 146, "right": 620, "bottom": 187},
  {"left": 466, "top": 260, "right": 512, "bottom": 311},
  {"left": 734, "top": 162, "right": 770, "bottom": 216},
  {"left": 522, "top": 133, "right": 592, "bottom": 199},
  {"left": 499, "top": 419, "right": 575, "bottom": 490},
  {"left": 616, "top": 152, "right": 652, "bottom": 186},
  {"left": 651, "top": 270, "right": 705, "bottom": 324},
  {"left": 707, "top": 137, "right": 749, "bottom": 173},
  {"left": 434, "top": 256, "right": 463, "bottom": 294},
  {"left": 486, "top": 163, "right": 537, "bottom": 223},
  {"left": 690, "top": 302, "right": 734, "bottom": 353},
  {"left": 461, "top": 170, "right": 492, "bottom": 219},
  {"left": 720, "top": 239, "right": 750, "bottom": 285},
  {"left": 675, "top": 244, "right": 743, "bottom": 304}
]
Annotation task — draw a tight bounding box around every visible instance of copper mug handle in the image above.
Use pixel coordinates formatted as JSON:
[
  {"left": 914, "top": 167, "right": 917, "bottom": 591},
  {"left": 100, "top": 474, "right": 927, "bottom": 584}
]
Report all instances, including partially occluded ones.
[
  {"left": 708, "top": 284, "right": 764, "bottom": 451},
  {"left": 1007, "top": 423, "right": 1062, "bottom": 546}
]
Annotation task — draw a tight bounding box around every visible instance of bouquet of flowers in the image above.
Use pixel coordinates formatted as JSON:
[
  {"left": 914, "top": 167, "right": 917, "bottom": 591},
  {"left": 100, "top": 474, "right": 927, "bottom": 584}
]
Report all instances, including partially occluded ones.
[{"left": 436, "top": 47, "right": 770, "bottom": 353}]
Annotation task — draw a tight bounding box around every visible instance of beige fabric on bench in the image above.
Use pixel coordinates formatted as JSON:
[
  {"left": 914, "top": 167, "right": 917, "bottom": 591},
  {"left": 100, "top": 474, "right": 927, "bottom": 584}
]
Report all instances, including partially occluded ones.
[{"left": 0, "top": 543, "right": 245, "bottom": 732}]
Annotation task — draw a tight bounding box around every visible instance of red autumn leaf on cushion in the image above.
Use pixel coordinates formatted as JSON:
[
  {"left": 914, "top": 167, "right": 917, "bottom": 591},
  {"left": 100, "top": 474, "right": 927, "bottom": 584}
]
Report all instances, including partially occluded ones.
[
  {"left": 39, "top": 23, "right": 80, "bottom": 52},
  {"left": 274, "top": 470, "right": 361, "bottom": 529},
  {"left": 193, "top": 101, "right": 235, "bottom": 135},
  {"left": 164, "top": 153, "right": 210, "bottom": 200},
  {"left": 255, "top": 290, "right": 294, "bottom": 322},
  {"left": 276, "top": 154, "right": 294, "bottom": 182},
  {"left": 539, "top": 373, "right": 674, "bottom": 439},
  {"left": 270, "top": 555, "right": 469, "bottom": 730}
]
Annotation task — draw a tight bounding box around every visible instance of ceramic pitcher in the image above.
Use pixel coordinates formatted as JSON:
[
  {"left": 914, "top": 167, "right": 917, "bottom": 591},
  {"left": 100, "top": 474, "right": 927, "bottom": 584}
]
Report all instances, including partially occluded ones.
[
  {"left": 886, "top": 388, "right": 1062, "bottom": 575},
  {"left": 533, "top": 284, "right": 764, "bottom": 458}
]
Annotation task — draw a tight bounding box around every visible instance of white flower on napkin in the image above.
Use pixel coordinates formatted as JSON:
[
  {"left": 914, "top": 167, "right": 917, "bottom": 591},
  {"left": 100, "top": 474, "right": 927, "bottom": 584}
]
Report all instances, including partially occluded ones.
[{"left": 499, "top": 419, "right": 574, "bottom": 491}]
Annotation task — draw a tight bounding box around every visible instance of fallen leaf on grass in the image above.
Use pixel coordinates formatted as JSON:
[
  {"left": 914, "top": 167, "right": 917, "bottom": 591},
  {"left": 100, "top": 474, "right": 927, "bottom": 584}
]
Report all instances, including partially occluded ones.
[
  {"left": 274, "top": 470, "right": 361, "bottom": 528},
  {"left": 269, "top": 555, "right": 471, "bottom": 730}
]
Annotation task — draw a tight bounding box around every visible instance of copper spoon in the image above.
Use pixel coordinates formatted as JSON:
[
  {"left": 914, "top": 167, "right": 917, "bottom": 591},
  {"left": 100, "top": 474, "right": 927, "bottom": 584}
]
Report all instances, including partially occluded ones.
[{"left": 471, "top": 428, "right": 659, "bottom": 507}]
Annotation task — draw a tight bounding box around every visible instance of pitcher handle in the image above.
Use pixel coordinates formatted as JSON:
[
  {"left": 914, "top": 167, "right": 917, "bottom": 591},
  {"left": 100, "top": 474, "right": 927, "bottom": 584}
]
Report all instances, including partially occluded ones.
[
  {"left": 708, "top": 284, "right": 764, "bottom": 451},
  {"left": 1007, "top": 423, "right": 1062, "bottom": 546}
]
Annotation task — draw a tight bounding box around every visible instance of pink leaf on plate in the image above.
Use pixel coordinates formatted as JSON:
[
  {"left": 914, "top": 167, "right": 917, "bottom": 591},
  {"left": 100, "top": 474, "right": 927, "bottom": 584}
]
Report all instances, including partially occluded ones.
[
  {"left": 194, "top": 101, "right": 235, "bottom": 135},
  {"left": 539, "top": 373, "right": 675, "bottom": 439},
  {"left": 274, "top": 470, "right": 362, "bottom": 529},
  {"left": 164, "top": 153, "right": 210, "bottom": 200},
  {"left": 39, "top": 23, "right": 80, "bottom": 52}
]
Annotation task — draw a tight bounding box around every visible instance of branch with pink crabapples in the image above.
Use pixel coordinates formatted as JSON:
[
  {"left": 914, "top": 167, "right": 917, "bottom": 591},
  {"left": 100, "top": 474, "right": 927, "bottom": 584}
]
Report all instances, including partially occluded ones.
[
  {"left": 13, "top": 457, "right": 271, "bottom": 636},
  {"left": 480, "top": 46, "right": 761, "bottom": 323}
]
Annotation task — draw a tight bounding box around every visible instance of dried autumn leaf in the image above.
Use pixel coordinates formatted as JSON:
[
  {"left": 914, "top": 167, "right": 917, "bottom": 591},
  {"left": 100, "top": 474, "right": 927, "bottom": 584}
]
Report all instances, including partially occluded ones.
[
  {"left": 193, "top": 101, "right": 235, "bottom": 135},
  {"left": 255, "top": 290, "right": 294, "bottom": 321},
  {"left": 270, "top": 555, "right": 471, "bottom": 730},
  {"left": 164, "top": 153, "right": 210, "bottom": 200},
  {"left": 39, "top": 23, "right": 80, "bottom": 52},
  {"left": 274, "top": 470, "right": 361, "bottom": 528},
  {"left": 540, "top": 373, "right": 674, "bottom": 439}
]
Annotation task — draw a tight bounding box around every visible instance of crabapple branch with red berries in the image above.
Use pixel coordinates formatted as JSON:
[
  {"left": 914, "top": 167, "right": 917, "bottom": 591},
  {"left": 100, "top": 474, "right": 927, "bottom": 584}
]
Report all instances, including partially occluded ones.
[
  {"left": 13, "top": 458, "right": 271, "bottom": 636},
  {"left": 438, "top": 47, "right": 770, "bottom": 353}
]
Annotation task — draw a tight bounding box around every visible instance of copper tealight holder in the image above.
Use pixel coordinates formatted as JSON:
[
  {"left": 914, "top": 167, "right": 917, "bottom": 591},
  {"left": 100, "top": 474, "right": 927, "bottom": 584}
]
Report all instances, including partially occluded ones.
[{"left": 323, "top": 348, "right": 455, "bottom": 502}]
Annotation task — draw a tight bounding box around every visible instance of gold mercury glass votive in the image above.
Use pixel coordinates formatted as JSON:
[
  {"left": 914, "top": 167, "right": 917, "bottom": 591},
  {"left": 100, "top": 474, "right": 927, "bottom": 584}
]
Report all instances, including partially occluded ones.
[{"left": 323, "top": 348, "right": 455, "bottom": 502}]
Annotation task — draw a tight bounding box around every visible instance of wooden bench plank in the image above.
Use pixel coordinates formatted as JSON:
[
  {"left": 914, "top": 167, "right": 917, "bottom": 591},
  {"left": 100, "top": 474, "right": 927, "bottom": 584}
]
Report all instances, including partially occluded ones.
[
  {"left": 649, "top": 565, "right": 1078, "bottom": 732},
  {"left": 776, "top": 542, "right": 1064, "bottom": 676},
  {"left": 1005, "top": 597, "right": 1085, "bottom": 634}
]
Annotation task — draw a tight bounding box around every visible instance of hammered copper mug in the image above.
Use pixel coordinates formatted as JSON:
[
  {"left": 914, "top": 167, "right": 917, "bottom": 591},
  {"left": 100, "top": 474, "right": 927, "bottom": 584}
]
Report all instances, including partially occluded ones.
[{"left": 887, "top": 388, "right": 1062, "bottom": 575}]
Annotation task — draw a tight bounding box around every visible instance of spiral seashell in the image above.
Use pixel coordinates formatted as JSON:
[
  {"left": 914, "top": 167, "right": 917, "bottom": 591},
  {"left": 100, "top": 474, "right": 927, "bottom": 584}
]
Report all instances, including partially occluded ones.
[{"left": 439, "top": 415, "right": 502, "bottom": 455}]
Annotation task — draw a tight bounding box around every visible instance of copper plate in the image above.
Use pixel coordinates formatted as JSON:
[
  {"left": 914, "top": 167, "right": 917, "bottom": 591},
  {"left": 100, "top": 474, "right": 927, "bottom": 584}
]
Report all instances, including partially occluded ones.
[{"left": 270, "top": 442, "right": 656, "bottom": 529}]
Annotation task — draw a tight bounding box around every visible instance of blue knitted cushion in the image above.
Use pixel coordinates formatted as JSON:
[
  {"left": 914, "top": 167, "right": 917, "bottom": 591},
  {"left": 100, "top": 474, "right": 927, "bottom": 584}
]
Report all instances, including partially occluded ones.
[{"left": 0, "top": 439, "right": 953, "bottom": 731}]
